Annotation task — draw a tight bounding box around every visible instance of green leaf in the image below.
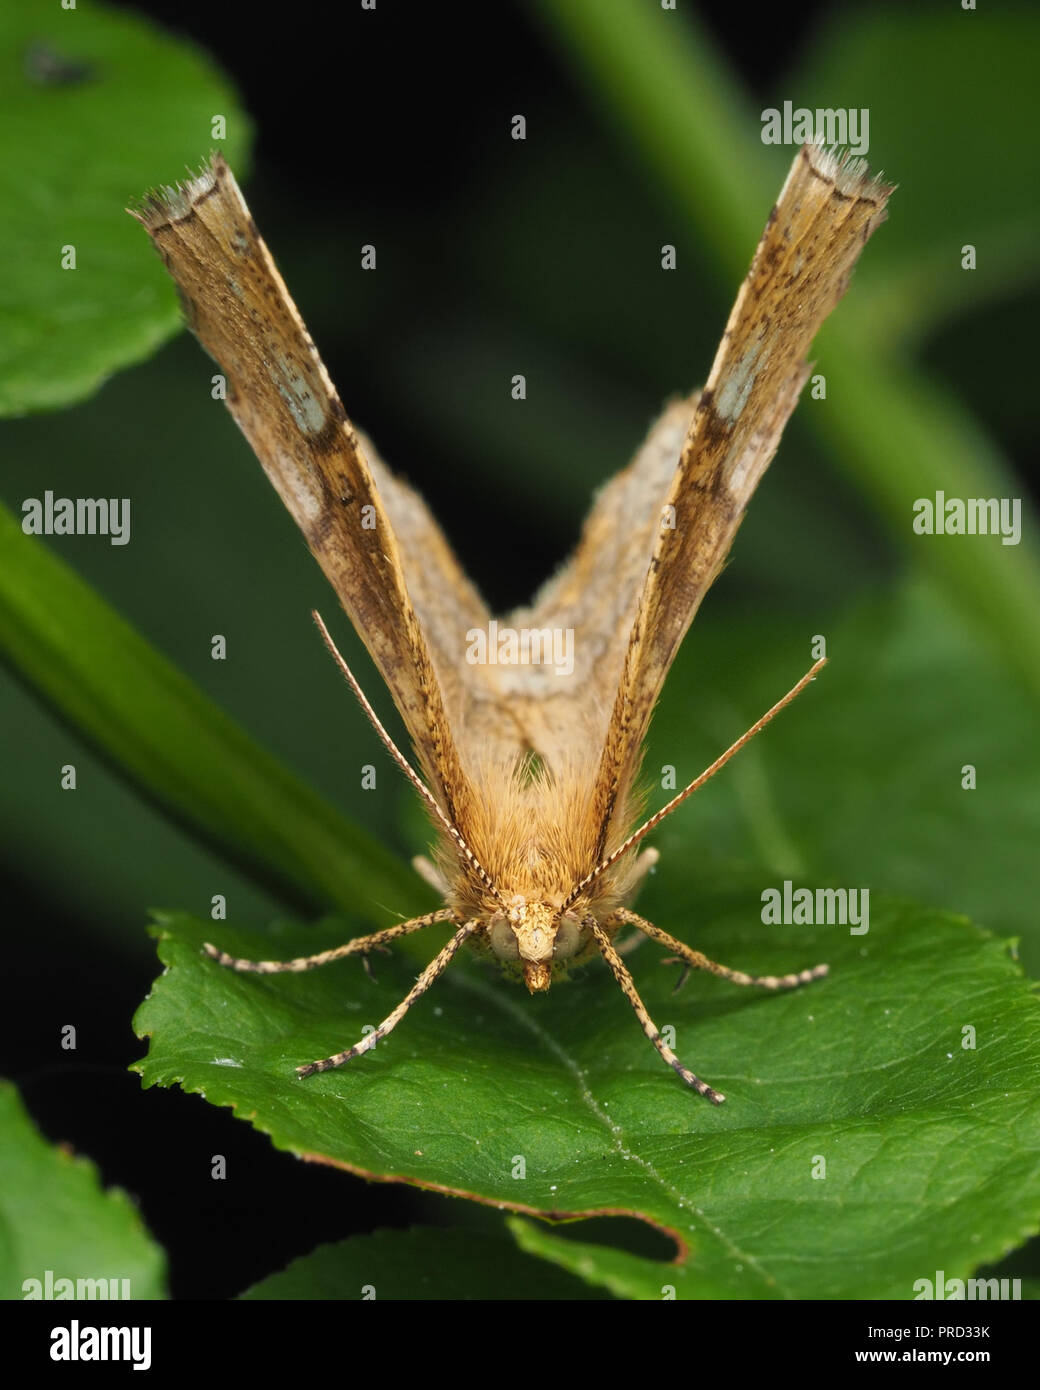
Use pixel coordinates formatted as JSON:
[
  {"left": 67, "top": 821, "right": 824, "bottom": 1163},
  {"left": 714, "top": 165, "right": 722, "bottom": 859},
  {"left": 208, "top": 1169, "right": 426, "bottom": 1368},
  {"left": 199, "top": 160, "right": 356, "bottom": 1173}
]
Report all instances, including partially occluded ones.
[
  {"left": 0, "top": 0, "right": 251, "bottom": 416},
  {"left": 0, "top": 1081, "right": 166, "bottom": 1300},
  {"left": 649, "top": 579, "right": 1040, "bottom": 973},
  {"left": 239, "top": 1226, "right": 609, "bottom": 1300},
  {"left": 0, "top": 503, "right": 425, "bottom": 920},
  {"left": 507, "top": 1217, "right": 688, "bottom": 1301},
  {"left": 133, "top": 880, "right": 1040, "bottom": 1300}
]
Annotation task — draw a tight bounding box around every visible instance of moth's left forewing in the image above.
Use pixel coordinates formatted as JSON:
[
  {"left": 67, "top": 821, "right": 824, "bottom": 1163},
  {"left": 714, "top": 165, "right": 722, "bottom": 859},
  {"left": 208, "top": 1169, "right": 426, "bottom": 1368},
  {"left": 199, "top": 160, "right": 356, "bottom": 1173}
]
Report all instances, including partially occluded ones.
[
  {"left": 591, "top": 146, "right": 893, "bottom": 848},
  {"left": 131, "top": 158, "right": 473, "bottom": 827}
]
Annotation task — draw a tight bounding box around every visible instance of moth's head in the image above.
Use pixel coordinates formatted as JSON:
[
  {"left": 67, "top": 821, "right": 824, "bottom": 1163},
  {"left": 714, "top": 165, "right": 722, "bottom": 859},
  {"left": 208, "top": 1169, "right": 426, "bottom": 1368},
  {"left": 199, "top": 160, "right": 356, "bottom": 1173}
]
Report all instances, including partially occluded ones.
[{"left": 487, "top": 896, "right": 585, "bottom": 992}]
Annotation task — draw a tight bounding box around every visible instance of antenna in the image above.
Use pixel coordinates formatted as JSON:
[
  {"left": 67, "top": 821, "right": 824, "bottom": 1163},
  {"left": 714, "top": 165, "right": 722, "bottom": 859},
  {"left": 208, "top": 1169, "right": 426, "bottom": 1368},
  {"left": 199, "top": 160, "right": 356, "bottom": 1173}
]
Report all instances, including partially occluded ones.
[
  {"left": 312, "top": 611, "right": 506, "bottom": 907},
  {"left": 563, "top": 657, "right": 827, "bottom": 910}
]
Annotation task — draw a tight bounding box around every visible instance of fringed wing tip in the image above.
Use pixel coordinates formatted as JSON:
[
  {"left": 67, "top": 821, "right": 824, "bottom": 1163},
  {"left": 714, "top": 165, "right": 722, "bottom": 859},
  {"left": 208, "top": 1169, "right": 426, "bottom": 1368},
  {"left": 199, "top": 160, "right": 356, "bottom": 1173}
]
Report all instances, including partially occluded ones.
[
  {"left": 799, "top": 140, "right": 896, "bottom": 205},
  {"left": 126, "top": 152, "right": 230, "bottom": 230}
]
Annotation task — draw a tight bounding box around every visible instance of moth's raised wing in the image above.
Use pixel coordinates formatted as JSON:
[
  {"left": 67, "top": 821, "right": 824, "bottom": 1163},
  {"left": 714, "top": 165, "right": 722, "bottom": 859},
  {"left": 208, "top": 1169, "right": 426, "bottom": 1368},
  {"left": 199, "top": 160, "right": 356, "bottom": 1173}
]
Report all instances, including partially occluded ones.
[
  {"left": 499, "top": 393, "right": 700, "bottom": 769},
  {"left": 505, "top": 146, "right": 892, "bottom": 831},
  {"left": 591, "top": 145, "right": 893, "bottom": 850},
  {"left": 356, "top": 431, "right": 533, "bottom": 768},
  {"left": 132, "top": 156, "right": 480, "bottom": 820}
]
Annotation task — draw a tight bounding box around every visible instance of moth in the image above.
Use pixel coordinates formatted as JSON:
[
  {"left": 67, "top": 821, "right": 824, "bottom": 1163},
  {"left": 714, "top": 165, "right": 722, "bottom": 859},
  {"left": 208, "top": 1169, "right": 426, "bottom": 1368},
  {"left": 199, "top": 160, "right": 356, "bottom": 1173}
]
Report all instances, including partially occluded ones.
[{"left": 133, "top": 143, "right": 891, "bottom": 1104}]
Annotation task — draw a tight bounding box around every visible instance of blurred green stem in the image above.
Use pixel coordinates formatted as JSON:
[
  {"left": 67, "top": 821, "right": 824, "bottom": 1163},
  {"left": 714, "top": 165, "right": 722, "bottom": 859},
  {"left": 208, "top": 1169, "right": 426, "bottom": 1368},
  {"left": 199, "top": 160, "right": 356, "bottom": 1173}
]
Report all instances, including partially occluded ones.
[{"left": 0, "top": 504, "right": 426, "bottom": 922}]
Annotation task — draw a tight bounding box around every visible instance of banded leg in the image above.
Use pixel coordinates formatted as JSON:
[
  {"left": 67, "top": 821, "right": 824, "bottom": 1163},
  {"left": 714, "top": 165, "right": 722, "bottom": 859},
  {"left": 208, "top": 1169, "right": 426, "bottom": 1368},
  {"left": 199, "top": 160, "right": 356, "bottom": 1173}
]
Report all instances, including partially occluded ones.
[
  {"left": 588, "top": 917, "right": 725, "bottom": 1104},
  {"left": 611, "top": 908, "right": 828, "bottom": 994},
  {"left": 614, "top": 849, "right": 661, "bottom": 954},
  {"left": 631, "top": 846, "right": 660, "bottom": 888},
  {"left": 203, "top": 908, "right": 455, "bottom": 974},
  {"left": 297, "top": 920, "right": 477, "bottom": 1078}
]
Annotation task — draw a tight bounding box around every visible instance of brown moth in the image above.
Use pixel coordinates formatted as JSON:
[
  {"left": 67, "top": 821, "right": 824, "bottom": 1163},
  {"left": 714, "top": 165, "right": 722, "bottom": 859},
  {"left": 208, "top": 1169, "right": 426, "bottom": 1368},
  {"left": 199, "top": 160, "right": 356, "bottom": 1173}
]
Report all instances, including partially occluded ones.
[{"left": 132, "top": 143, "right": 892, "bottom": 1104}]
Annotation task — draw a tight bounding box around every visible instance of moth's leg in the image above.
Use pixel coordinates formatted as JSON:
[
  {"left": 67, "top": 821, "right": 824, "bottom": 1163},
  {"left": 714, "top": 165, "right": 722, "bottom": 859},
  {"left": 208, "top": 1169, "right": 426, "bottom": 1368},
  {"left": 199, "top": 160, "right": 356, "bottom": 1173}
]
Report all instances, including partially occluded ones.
[
  {"left": 611, "top": 907, "right": 828, "bottom": 995},
  {"left": 203, "top": 908, "right": 456, "bottom": 974},
  {"left": 614, "top": 848, "right": 661, "bottom": 954},
  {"left": 297, "top": 921, "right": 477, "bottom": 1077},
  {"left": 589, "top": 917, "right": 725, "bottom": 1104},
  {"left": 412, "top": 854, "right": 448, "bottom": 896},
  {"left": 631, "top": 846, "right": 660, "bottom": 886}
]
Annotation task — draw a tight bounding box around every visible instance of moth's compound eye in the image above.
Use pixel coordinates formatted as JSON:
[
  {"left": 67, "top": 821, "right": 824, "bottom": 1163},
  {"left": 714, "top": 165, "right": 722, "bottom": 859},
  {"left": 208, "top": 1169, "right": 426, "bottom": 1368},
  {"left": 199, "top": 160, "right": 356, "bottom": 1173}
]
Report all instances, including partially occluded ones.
[
  {"left": 554, "top": 912, "right": 584, "bottom": 959},
  {"left": 488, "top": 915, "right": 520, "bottom": 960}
]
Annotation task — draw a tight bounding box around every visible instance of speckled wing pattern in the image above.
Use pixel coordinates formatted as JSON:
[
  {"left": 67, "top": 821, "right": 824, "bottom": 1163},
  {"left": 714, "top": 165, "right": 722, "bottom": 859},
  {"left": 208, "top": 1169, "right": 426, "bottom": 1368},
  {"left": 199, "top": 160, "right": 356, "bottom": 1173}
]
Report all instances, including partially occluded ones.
[{"left": 588, "top": 146, "right": 891, "bottom": 851}]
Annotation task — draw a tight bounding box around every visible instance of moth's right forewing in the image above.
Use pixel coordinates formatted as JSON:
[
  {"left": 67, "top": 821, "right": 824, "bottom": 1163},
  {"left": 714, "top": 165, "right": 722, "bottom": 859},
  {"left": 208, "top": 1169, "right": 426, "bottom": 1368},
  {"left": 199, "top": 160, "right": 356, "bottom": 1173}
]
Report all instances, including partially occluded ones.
[
  {"left": 132, "top": 158, "right": 471, "bottom": 821},
  {"left": 591, "top": 146, "right": 894, "bottom": 846}
]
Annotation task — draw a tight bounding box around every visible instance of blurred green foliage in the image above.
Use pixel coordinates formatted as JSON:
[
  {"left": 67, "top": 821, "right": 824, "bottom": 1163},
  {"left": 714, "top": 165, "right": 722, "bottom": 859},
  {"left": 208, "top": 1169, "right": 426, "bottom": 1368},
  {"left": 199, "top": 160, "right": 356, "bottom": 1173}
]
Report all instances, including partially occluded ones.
[
  {"left": 0, "top": 1082, "right": 166, "bottom": 1300},
  {"left": 0, "top": 0, "right": 250, "bottom": 414},
  {"left": 239, "top": 1227, "right": 607, "bottom": 1300}
]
